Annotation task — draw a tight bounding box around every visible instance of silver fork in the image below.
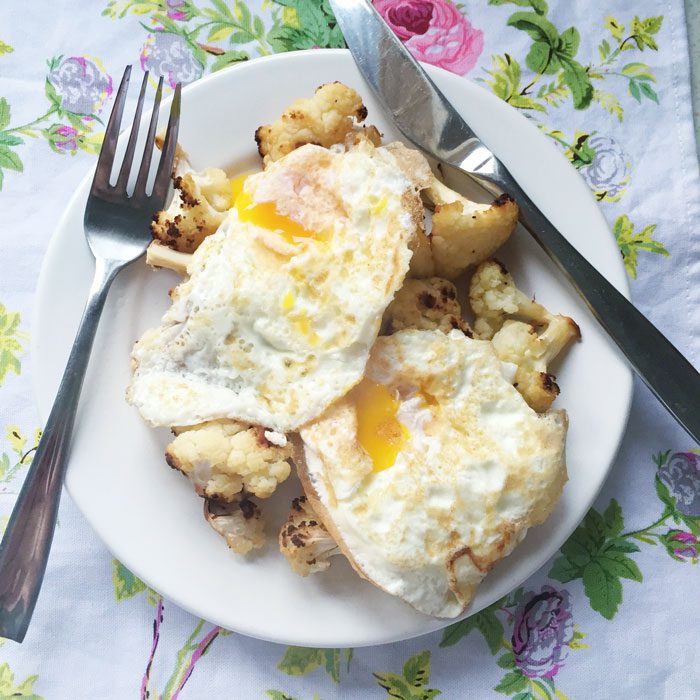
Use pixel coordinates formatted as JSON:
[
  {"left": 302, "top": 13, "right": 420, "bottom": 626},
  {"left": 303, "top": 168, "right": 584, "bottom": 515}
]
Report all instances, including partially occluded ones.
[{"left": 0, "top": 66, "right": 181, "bottom": 643}]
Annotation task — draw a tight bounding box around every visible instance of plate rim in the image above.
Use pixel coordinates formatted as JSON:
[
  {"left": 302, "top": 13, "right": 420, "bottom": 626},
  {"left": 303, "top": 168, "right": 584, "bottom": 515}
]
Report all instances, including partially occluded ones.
[{"left": 32, "top": 48, "right": 634, "bottom": 647}]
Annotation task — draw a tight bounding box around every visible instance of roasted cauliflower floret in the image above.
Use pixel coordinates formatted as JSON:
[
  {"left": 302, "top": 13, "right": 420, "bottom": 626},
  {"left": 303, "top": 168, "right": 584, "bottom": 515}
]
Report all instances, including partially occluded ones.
[
  {"left": 492, "top": 317, "right": 580, "bottom": 412},
  {"left": 204, "top": 495, "right": 265, "bottom": 555},
  {"left": 279, "top": 496, "right": 340, "bottom": 576},
  {"left": 150, "top": 140, "right": 232, "bottom": 254},
  {"left": 470, "top": 259, "right": 580, "bottom": 411},
  {"left": 430, "top": 192, "right": 519, "bottom": 280},
  {"left": 383, "top": 277, "right": 472, "bottom": 336},
  {"left": 165, "top": 420, "right": 292, "bottom": 501},
  {"left": 383, "top": 142, "right": 519, "bottom": 279},
  {"left": 469, "top": 259, "right": 553, "bottom": 340},
  {"left": 255, "top": 82, "right": 371, "bottom": 166}
]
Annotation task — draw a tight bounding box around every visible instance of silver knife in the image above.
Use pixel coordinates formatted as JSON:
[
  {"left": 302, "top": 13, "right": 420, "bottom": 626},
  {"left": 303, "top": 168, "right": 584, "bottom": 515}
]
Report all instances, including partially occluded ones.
[{"left": 329, "top": 0, "right": 700, "bottom": 444}]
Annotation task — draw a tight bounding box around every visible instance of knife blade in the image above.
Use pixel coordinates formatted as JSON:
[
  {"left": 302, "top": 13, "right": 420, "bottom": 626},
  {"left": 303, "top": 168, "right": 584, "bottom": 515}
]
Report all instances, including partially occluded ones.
[{"left": 330, "top": 0, "right": 700, "bottom": 443}]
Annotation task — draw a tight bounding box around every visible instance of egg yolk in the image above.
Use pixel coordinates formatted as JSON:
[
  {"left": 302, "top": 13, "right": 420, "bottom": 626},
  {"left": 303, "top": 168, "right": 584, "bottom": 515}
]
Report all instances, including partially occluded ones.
[
  {"left": 235, "top": 189, "right": 324, "bottom": 244},
  {"left": 352, "top": 380, "right": 410, "bottom": 472},
  {"left": 229, "top": 173, "right": 250, "bottom": 207},
  {"left": 281, "top": 289, "right": 295, "bottom": 311}
]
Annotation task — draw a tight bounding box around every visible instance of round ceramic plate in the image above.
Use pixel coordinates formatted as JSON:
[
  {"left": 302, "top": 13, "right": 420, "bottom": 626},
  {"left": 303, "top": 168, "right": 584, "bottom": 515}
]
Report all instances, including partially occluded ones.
[{"left": 33, "top": 49, "right": 632, "bottom": 647}]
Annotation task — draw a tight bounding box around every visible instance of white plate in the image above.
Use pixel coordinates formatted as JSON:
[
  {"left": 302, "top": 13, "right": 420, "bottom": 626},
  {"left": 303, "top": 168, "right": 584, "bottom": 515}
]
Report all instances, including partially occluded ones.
[{"left": 33, "top": 49, "right": 632, "bottom": 647}]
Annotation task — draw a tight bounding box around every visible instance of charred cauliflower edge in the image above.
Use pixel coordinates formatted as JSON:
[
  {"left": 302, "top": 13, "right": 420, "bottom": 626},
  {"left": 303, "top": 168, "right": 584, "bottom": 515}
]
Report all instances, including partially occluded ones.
[
  {"left": 469, "top": 259, "right": 581, "bottom": 412},
  {"left": 165, "top": 420, "right": 293, "bottom": 554}
]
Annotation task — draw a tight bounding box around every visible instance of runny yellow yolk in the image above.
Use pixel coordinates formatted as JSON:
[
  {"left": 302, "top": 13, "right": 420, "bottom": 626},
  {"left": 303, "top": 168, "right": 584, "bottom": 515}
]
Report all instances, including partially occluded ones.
[
  {"left": 229, "top": 173, "right": 250, "bottom": 206},
  {"left": 235, "top": 188, "right": 323, "bottom": 244},
  {"left": 352, "top": 379, "right": 411, "bottom": 472}
]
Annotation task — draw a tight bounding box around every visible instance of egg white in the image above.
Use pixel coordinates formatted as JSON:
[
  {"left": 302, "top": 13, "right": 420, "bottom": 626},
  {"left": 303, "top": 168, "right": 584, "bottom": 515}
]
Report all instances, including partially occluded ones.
[
  {"left": 127, "top": 144, "right": 420, "bottom": 431},
  {"left": 298, "top": 329, "right": 568, "bottom": 617}
]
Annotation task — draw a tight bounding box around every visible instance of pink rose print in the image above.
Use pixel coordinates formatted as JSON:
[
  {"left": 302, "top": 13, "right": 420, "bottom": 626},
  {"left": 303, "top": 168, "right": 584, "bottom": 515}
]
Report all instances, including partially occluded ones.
[
  {"left": 373, "top": 0, "right": 483, "bottom": 75},
  {"left": 46, "top": 124, "right": 78, "bottom": 154},
  {"left": 166, "top": 0, "right": 195, "bottom": 22}
]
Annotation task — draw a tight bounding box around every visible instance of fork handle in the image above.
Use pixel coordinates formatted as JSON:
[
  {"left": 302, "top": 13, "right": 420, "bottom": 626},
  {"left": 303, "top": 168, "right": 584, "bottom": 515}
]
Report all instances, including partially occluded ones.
[
  {"left": 0, "top": 257, "right": 120, "bottom": 642},
  {"left": 478, "top": 162, "right": 700, "bottom": 443}
]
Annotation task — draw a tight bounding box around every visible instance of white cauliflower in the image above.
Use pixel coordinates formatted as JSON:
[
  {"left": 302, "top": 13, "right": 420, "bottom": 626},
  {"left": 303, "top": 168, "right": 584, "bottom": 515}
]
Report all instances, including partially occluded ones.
[
  {"left": 469, "top": 259, "right": 553, "bottom": 340},
  {"left": 255, "top": 82, "right": 377, "bottom": 166},
  {"left": 165, "top": 420, "right": 292, "bottom": 501},
  {"left": 145, "top": 241, "right": 193, "bottom": 274},
  {"left": 151, "top": 140, "right": 232, "bottom": 254},
  {"left": 383, "top": 277, "right": 472, "bottom": 336},
  {"left": 204, "top": 495, "right": 265, "bottom": 555},
  {"left": 383, "top": 142, "right": 519, "bottom": 279},
  {"left": 430, "top": 192, "right": 519, "bottom": 280},
  {"left": 470, "top": 259, "right": 580, "bottom": 412},
  {"left": 279, "top": 496, "right": 340, "bottom": 576}
]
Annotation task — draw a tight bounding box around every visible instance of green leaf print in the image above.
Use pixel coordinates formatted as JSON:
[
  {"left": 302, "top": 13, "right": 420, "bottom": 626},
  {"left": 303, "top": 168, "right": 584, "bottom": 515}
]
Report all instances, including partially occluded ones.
[
  {"left": 496, "top": 652, "right": 517, "bottom": 669},
  {"left": 210, "top": 49, "right": 249, "bottom": 72},
  {"left": 374, "top": 651, "right": 441, "bottom": 700},
  {"left": 0, "top": 425, "right": 41, "bottom": 484},
  {"left": 322, "top": 649, "right": 340, "bottom": 684},
  {"left": 270, "top": 0, "right": 344, "bottom": 50},
  {"left": 551, "top": 447, "right": 699, "bottom": 620},
  {"left": 439, "top": 606, "right": 504, "bottom": 654},
  {"left": 630, "top": 15, "right": 662, "bottom": 51},
  {"left": 266, "top": 692, "right": 298, "bottom": 700},
  {"left": 559, "top": 57, "right": 593, "bottom": 109},
  {"left": 0, "top": 662, "right": 43, "bottom": 699},
  {"left": 494, "top": 669, "right": 528, "bottom": 695},
  {"left": 602, "top": 499, "right": 624, "bottom": 535},
  {"left": 0, "top": 98, "right": 10, "bottom": 131},
  {"left": 277, "top": 646, "right": 349, "bottom": 684},
  {"left": 0, "top": 304, "right": 26, "bottom": 384},
  {"left": 112, "top": 559, "right": 147, "bottom": 600},
  {"left": 488, "top": 0, "right": 548, "bottom": 13},
  {"left": 402, "top": 650, "right": 431, "bottom": 687},
  {"left": 581, "top": 560, "right": 623, "bottom": 619},
  {"left": 0, "top": 98, "right": 25, "bottom": 189},
  {"left": 613, "top": 214, "right": 669, "bottom": 279},
  {"left": 549, "top": 498, "right": 644, "bottom": 619},
  {"left": 0, "top": 40, "right": 12, "bottom": 56},
  {"left": 507, "top": 11, "right": 559, "bottom": 45},
  {"left": 439, "top": 615, "right": 477, "bottom": 647},
  {"left": 102, "top": 0, "right": 165, "bottom": 19}
]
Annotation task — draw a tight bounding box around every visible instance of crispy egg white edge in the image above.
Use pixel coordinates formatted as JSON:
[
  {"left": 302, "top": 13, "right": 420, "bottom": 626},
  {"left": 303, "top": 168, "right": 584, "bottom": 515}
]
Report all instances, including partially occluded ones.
[{"left": 299, "top": 329, "right": 568, "bottom": 618}]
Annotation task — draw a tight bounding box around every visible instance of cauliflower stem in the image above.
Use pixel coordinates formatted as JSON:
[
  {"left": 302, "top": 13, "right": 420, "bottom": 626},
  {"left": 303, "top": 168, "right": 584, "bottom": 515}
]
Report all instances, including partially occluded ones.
[{"left": 470, "top": 260, "right": 580, "bottom": 412}]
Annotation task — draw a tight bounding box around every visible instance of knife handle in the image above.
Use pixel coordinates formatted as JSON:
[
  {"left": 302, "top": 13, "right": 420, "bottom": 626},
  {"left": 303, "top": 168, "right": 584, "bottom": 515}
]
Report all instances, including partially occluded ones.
[{"left": 478, "top": 164, "right": 700, "bottom": 443}]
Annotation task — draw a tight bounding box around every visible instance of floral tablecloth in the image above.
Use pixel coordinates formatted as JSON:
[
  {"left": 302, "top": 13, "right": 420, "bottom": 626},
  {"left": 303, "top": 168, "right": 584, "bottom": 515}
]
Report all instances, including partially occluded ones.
[{"left": 1, "top": 1, "right": 699, "bottom": 698}]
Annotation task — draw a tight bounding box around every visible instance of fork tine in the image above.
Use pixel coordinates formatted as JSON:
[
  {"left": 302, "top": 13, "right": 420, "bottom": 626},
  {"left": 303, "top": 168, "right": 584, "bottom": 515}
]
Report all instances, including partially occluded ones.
[
  {"left": 134, "top": 76, "right": 164, "bottom": 197},
  {"left": 92, "top": 65, "right": 132, "bottom": 192},
  {"left": 150, "top": 83, "right": 181, "bottom": 206},
  {"left": 114, "top": 71, "right": 149, "bottom": 193}
]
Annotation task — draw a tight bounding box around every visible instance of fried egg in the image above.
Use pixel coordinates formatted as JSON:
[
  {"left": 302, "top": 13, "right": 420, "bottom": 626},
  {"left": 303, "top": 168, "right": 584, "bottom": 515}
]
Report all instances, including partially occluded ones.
[
  {"left": 127, "top": 143, "right": 422, "bottom": 431},
  {"left": 297, "top": 329, "right": 568, "bottom": 617}
]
